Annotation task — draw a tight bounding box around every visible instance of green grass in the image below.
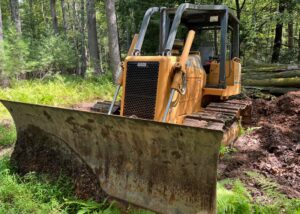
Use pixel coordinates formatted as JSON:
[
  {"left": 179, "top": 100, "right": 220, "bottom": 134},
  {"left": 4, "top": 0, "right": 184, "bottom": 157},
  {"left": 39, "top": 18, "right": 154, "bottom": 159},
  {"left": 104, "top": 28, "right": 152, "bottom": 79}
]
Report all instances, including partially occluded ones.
[
  {"left": 0, "top": 124, "right": 16, "bottom": 147},
  {"left": 0, "top": 156, "right": 72, "bottom": 213},
  {"left": 0, "top": 156, "right": 143, "bottom": 214},
  {"left": 217, "top": 176, "right": 300, "bottom": 214},
  {"left": 247, "top": 171, "right": 300, "bottom": 214},
  {"left": 0, "top": 74, "right": 116, "bottom": 120},
  {"left": 217, "top": 180, "right": 252, "bottom": 214},
  {"left": 0, "top": 74, "right": 115, "bottom": 145}
]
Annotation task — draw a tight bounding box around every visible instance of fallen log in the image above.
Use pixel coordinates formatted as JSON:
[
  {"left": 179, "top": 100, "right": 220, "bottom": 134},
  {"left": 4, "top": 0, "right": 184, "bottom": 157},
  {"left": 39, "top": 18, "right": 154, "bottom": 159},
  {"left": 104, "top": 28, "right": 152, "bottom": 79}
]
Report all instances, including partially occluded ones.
[
  {"left": 243, "top": 64, "right": 299, "bottom": 73},
  {"left": 242, "top": 70, "right": 300, "bottom": 79},
  {"left": 243, "top": 77, "right": 300, "bottom": 87},
  {"left": 244, "top": 86, "right": 299, "bottom": 95}
]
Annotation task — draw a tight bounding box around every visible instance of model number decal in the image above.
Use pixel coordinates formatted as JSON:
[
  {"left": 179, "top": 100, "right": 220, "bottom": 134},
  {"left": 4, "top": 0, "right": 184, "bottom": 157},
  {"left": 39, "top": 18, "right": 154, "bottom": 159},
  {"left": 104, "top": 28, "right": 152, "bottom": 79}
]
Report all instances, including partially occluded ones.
[{"left": 137, "top": 63, "right": 147, "bottom": 67}]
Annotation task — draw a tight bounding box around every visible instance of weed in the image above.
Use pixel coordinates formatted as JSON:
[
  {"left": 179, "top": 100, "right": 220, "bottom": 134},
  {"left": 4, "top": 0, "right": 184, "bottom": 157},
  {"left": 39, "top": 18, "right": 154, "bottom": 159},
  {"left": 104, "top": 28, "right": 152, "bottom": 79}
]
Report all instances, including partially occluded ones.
[
  {"left": 217, "top": 179, "right": 252, "bottom": 214},
  {"left": 217, "top": 176, "right": 300, "bottom": 214},
  {"left": 64, "top": 199, "right": 121, "bottom": 214},
  {"left": 239, "top": 124, "right": 261, "bottom": 137},
  {"left": 246, "top": 171, "right": 300, "bottom": 213},
  {"left": 219, "top": 145, "right": 237, "bottom": 156}
]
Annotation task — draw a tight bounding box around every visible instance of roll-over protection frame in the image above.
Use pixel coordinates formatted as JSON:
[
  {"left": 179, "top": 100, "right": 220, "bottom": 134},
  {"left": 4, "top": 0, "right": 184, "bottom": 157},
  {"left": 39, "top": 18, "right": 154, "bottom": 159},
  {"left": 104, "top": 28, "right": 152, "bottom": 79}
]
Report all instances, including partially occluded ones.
[{"left": 133, "top": 3, "right": 240, "bottom": 89}]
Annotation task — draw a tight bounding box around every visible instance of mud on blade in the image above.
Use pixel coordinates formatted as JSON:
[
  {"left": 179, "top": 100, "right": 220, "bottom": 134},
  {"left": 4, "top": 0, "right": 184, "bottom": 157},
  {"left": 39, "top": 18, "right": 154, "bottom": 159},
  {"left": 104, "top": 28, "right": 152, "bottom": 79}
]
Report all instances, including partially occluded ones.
[{"left": 1, "top": 100, "right": 223, "bottom": 214}]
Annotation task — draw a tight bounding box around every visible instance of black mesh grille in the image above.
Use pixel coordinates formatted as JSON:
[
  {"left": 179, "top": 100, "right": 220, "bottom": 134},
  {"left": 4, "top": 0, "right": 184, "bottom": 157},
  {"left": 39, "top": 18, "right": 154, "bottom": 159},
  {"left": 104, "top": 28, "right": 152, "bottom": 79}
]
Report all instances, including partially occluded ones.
[{"left": 124, "top": 62, "right": 159, "bottom": 119}]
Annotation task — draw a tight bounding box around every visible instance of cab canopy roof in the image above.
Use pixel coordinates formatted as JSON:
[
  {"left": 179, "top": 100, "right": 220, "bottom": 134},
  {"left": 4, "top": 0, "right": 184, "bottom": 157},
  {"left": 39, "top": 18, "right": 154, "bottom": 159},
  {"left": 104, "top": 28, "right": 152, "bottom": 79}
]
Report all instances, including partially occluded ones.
[{"left": 166, "top": 4, "right": 239, "bottom": 29}]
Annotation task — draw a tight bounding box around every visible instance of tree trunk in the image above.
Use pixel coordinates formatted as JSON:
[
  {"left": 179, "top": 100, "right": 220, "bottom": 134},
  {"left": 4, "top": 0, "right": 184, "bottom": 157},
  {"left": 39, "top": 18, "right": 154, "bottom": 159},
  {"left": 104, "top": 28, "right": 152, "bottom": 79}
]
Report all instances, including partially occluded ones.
[
  {"left": 0, "top": 4, "right": 3, "bottom": 41},
  {"left": 71, "top": 0, "right": 80, "bottom": 74},
  {"left": 287, "top": 22, "right": 294, "bottom": 51},
  {"left": 41, "top": 1, "right": 47, "bottom": 24},
  {"left": 61, "top": 0, "right": 68, "bottom": 34},
  {"left": 0, "top": 5, "right": 9, "bottom": 88},
  {"left": 287, "top": 0, "right": 294, "bottom": 52},
  {"left": 235, "top": 0, "right": 241, "bottom": 20},
  {"left": 28, "top": 0, "right": 35, "bottom": 38},
  {"left": 50, "top": 0, "right": 59, "bottom": 34},
  {"left": 80, "top": 0, "right": 87, "bottom": 76},
  {"left": 298, "top": 29, "right": 300, "bottom": 63},
  {"left": 86, "top": 0, "right": 101, "bottom": 74},
  {"left": 271, "top": 0, "right": 285, "bottom": 63},
  {"left": 105, "top": 0, "right": 121, "bottom": 82},
  {"left": 235, "top": 0, "right": 246, "bottom": 20},
  {"left": 213, "top": 0, "right": 218, "bottom": 56},
  {"left": 10, "top": 0, "right": 22, "bottom": 34}
]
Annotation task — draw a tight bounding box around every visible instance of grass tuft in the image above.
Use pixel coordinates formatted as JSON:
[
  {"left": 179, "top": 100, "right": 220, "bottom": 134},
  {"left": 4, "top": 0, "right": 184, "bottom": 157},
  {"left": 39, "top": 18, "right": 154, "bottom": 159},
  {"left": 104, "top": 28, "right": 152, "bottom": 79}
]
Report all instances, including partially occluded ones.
[
  {"left": 219, "top": 145, "right": 237, "bottom": 156},
  {"left": 0, "top": 124, "right": 16, "bottom": 146}
]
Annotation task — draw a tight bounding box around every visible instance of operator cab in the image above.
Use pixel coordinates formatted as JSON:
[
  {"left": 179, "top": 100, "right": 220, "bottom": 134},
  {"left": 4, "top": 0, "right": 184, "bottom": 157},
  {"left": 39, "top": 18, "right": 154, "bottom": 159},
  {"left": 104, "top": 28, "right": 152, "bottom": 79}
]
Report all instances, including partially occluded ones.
[
  {"left": 164, "top": 5, "right": 240, "bottom": 90},
  {"left": 132, "top": 4, "right": 241, "bottom": 92}
]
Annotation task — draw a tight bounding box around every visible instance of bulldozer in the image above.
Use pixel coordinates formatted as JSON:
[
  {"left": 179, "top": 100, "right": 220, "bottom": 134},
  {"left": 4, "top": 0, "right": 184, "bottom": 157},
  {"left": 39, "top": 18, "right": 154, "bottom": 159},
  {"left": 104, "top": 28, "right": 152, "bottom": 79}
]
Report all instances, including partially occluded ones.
[{"left": 1, "top": 3, "right": 251, "bottom": 214}]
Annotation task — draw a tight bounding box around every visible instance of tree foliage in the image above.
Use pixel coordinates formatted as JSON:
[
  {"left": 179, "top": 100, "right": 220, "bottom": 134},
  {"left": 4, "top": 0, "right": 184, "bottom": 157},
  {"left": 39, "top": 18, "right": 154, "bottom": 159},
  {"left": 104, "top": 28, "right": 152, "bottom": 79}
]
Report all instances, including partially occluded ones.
[{"left": 0, "top": 0, "right": 299, "bottom": 79}]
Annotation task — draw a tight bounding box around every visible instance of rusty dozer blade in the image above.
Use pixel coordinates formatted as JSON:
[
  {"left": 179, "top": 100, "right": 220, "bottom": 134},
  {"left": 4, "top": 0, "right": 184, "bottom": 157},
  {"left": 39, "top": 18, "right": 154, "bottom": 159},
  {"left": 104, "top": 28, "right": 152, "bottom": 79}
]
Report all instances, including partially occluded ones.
[{"left": 1, "top": 100, "right": 223, "bottom": 214}]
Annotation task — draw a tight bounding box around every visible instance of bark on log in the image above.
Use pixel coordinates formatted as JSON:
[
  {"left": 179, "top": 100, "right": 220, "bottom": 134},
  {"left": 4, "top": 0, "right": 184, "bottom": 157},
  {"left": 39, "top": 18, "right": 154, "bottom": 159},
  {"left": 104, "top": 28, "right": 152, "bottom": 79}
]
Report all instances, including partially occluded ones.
[
  {"left": 243, "top": 65, "right": 300, "bottom": 73},
  {"left": 243, "top": 77, "right": 300, "bottom": 87},
  {"left": 242, "top": 70, "right": 300, "bottom": 79},
  {"left": 244, "top": 86, "right": 299, "bottom": 95}
]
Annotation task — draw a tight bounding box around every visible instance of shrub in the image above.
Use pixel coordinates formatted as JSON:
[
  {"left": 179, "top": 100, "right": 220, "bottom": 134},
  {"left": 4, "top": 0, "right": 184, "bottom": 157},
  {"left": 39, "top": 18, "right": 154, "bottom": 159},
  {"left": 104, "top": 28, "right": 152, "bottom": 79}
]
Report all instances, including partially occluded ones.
[
  {"left": 28, "top": 34, "right": 77, "bottom": 73},
  {"left": 0, "top": 28, "right": 29, "bottom": 77}
]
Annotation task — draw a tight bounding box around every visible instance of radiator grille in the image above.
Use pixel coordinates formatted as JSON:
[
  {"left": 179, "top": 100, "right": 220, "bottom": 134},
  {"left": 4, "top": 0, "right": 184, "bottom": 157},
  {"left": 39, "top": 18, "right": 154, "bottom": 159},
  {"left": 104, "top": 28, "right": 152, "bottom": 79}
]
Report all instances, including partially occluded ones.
[{"left": 124, "top": 62, "right": 159, "bottom": 119}]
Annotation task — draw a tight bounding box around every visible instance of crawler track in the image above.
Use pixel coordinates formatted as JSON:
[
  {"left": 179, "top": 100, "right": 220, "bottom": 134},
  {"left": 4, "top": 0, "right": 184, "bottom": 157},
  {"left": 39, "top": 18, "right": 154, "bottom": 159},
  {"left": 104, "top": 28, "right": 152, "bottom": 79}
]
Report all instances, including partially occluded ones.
[
  {"left": 91, "top": 99, "right": 252, "bottom": 145},
  {"left": 183, "top": 100, "right": 252, "bottom": 145}
]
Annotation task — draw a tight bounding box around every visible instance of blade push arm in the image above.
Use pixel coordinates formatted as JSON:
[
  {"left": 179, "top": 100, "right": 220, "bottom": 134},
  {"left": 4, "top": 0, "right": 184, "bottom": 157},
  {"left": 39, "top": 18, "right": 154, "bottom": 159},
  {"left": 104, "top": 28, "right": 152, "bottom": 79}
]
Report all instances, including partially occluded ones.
[{"left": 163, "top": 30, "right": 195, "bottom": 122}]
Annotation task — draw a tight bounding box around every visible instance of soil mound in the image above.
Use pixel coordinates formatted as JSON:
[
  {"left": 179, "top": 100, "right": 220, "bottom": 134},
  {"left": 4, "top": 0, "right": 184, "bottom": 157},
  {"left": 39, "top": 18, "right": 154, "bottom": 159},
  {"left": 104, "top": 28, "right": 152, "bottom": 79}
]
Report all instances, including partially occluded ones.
[{"left": 219, "top": 91, "right": 300, "bottom": 198}]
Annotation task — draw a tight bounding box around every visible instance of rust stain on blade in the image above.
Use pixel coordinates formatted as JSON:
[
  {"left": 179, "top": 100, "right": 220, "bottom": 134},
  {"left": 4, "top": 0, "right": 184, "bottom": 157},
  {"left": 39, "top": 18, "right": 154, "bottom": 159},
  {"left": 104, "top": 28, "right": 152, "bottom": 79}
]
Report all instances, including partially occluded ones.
[{"left": 1, "top": 100, "right": 223, "bottom": 214}]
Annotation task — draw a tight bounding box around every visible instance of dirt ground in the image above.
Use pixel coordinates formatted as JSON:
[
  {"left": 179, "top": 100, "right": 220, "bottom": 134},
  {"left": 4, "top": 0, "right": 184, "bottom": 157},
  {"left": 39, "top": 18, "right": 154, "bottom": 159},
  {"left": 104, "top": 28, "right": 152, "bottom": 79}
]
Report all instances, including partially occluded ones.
[{"left": 219, "top": 91, "right": 300, "bottom": 199}]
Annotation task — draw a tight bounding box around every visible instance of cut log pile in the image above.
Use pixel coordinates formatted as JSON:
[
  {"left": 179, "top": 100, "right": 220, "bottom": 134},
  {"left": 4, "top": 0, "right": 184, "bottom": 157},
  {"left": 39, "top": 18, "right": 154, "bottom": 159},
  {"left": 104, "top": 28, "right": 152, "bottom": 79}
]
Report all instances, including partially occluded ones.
[{"left": 242, "top": 64, "right": 300, "bottom": 94}]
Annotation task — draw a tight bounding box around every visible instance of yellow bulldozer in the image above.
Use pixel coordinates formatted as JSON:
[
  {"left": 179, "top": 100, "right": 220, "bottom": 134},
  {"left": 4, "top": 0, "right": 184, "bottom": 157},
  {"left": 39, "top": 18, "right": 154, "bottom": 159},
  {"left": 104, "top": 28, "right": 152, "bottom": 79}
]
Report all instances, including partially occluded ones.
[{"left": 1, "top": 3, "right": 251, "bottom": 214}]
